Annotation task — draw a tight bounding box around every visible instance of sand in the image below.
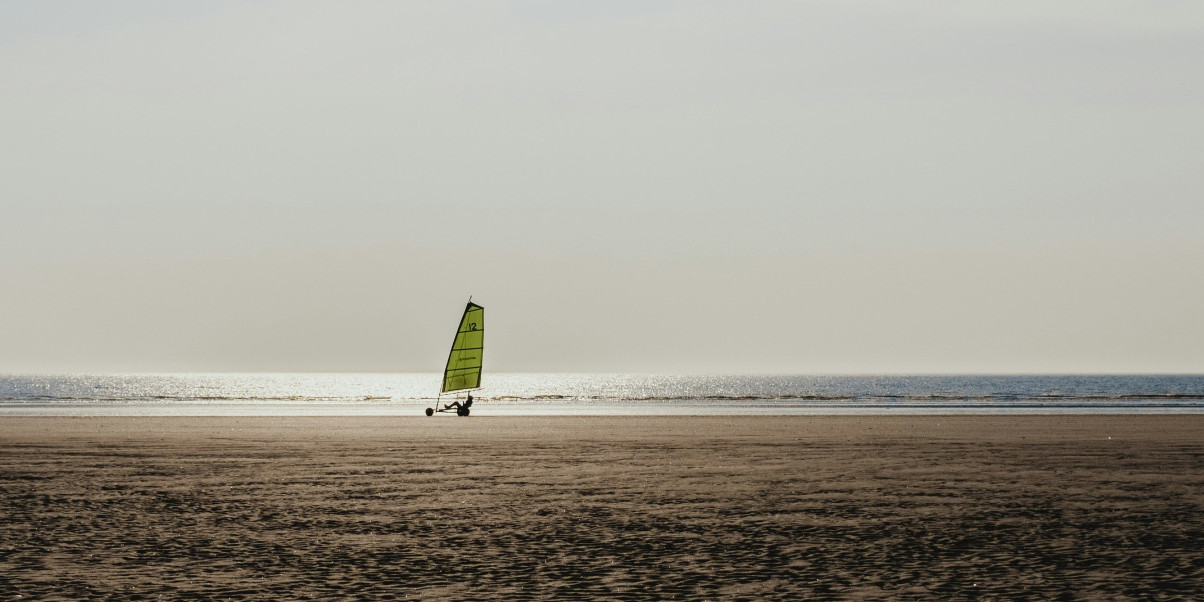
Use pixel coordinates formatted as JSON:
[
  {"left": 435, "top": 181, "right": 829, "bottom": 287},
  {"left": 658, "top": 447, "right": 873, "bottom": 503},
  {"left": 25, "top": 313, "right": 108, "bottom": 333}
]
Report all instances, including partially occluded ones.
[{"left": 2, "top": 415, "right": 1202, "bottom": 599}]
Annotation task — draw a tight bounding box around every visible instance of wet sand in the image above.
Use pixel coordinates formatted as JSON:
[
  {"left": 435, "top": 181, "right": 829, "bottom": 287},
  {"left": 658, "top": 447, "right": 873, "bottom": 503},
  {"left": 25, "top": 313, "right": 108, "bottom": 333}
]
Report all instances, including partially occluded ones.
[{"left": 2, "top": 415, "right": 1202, "bottom": 599}]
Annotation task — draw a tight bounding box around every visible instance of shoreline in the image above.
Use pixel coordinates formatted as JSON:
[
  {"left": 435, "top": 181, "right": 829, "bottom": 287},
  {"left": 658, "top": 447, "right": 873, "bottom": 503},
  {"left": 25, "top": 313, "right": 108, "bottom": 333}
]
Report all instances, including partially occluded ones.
[
  {"left": 2, "top": 413, "right": 1201, "bottom": 440},
  {"left": 5, "top": 404, "right": 1204, "bottom": 418}
]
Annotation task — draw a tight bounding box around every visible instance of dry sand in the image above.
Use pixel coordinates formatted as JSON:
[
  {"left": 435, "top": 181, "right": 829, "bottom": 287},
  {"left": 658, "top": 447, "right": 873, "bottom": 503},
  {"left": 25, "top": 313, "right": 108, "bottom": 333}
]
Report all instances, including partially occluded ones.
[{"left": 2, "top": 415, "right": 1202, "bottom": 599}]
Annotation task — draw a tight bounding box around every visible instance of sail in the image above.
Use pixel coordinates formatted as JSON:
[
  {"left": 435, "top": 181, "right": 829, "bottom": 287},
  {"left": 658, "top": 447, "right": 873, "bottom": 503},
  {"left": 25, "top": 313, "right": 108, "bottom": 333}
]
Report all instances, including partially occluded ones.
[{"left": 441, "top": 301, "right": 484, "bottom": 393}]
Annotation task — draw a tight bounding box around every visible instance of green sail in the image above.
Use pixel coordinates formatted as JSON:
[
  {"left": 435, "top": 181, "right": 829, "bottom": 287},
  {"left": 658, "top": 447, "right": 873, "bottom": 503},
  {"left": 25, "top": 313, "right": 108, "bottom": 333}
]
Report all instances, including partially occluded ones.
[{"left": 441, "top": 301, "right": 484, "bottom": 393}]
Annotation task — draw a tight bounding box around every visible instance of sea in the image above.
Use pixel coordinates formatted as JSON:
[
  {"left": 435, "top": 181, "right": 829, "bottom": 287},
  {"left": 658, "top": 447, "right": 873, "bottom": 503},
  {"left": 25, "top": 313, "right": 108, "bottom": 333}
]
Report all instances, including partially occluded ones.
[{"left": 1, "top": 373, "right": 1203, "bottom": 416}]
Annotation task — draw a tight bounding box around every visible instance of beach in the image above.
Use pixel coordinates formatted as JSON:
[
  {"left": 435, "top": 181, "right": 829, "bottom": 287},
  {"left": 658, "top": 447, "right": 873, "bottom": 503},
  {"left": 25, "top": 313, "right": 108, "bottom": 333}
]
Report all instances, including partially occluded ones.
[{"left": 2, "top": 416, "right": 1202, "bottom": 599}]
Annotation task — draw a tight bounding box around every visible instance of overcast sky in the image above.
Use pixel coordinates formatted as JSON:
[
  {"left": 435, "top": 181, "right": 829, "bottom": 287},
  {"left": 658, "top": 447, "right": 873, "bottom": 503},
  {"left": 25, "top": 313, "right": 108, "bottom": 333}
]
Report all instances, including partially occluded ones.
[{"left": 2, "top": 1, "right": 1201, "bottom": 374}]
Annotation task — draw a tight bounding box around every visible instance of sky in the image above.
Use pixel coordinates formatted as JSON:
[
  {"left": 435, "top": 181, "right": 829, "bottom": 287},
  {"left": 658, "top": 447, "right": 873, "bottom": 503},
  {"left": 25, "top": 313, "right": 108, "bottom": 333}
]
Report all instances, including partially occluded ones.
[{"left": 1, "top": 0, "right": 1202, "bottom": 374}]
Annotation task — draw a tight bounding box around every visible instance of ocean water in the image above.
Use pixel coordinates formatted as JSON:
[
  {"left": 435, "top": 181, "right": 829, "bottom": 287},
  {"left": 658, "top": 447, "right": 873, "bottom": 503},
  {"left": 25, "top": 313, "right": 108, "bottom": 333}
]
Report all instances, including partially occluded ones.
[{"left": 1, "top": 373, "right": 1202, "bottom": 416}]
